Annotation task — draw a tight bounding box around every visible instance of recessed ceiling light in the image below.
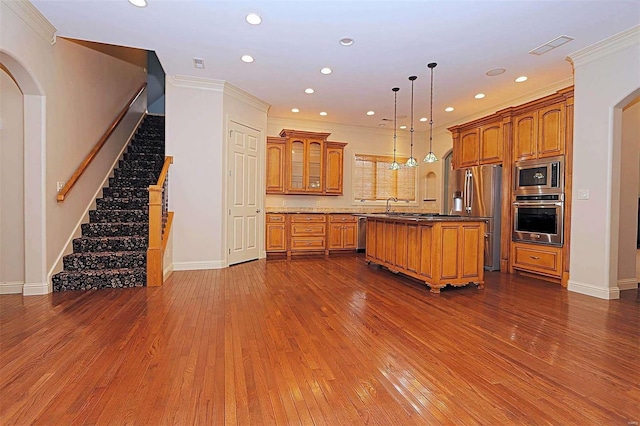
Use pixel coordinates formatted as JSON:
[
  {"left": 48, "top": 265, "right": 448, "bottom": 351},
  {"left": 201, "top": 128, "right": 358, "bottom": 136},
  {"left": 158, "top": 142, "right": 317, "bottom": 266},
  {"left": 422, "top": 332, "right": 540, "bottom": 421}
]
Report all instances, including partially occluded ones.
[
  {"left": 320, "top": 67, "right": 332, "bottom": 75},
  {"left": 305, "top": 88, "right": 315, "bottom": 94},
  {"left": 291, "top": 108, "right": 300, "bottom": 113},
  {"left": 193, "top": 58, "right": 205, "bottom": 69},
  {"left": 241, "top": 55, "right": 254, "bottom": 63},
  {"left": 475, "top": 93, "right": 485, "bottom": 99},
  {"left": 366, "top": 111, "right": 375, "bottom": 116},
  {"left": 515, "top": 76, "right": 528, "bottom": 83},
  {"left": 245, "top": 13, "right": 262, "bottom": 25},
  {"left": 128, "top": 0, "right": 147, "bottom": 7},
  {"left": 378, "top": 124, "right": 386, "bottom": 127},
  {"left": 445, "top": 107, "right": 454, "bottom": 112},
  {"left": 339, "top": 37, "right": 354, "bottom": 46},
  {"left": 400, "top": 125, "right": 407, "bottom": 130},
  {"left": 319, "top": 111, "right": 327, "bottom": 116},
  {"left": 486, "top": 68, "right": 505, "bottom": 77},
  {"left": 419, "top": 117, "right": 428, "bottom": 122}
]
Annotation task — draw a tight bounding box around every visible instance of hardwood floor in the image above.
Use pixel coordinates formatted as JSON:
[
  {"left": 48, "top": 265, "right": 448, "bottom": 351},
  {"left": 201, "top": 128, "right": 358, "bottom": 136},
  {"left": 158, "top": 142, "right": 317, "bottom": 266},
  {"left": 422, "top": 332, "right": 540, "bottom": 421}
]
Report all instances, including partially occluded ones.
[{"left": 1, "top": 254, "right": 638, "bottom": 425}]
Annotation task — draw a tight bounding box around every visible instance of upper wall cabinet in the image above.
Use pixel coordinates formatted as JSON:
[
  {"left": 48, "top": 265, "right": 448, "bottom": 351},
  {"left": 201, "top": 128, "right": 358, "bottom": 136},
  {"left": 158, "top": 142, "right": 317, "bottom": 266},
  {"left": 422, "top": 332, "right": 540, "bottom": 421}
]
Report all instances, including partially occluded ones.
[
  {"left": 266, "top": 130, "right": 347, "bottom": 195},
  {"left": 450, "top": 120, "right": 503, "bottom": 169},
  {"left": 513, "top": 102, "right": 565, "bottom": 162}
]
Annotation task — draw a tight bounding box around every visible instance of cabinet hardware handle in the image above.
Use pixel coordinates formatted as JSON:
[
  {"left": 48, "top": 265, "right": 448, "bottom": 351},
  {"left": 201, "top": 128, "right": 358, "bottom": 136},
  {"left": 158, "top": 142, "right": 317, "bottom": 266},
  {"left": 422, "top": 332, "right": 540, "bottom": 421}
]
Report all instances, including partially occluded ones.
[
  {"left": 530, "top": 255, "right": 540, "bottom": 260},
  {"left": 305, "top": 228, "right": 312, "bottom": 232}
]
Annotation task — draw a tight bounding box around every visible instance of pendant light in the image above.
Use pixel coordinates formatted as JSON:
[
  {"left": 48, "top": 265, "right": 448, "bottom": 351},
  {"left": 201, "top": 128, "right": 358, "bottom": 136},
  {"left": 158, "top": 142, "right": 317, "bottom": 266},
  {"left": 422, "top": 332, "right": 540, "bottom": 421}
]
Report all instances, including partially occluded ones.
[
  {"left": 423, "top": 62, "right": 438, "bottom": 163},
  {"left": 389, "top": 87, "right": 401, "bottom": 170},
  {"left": 405, "top": 76, "right": 418, "bottom": 167}
]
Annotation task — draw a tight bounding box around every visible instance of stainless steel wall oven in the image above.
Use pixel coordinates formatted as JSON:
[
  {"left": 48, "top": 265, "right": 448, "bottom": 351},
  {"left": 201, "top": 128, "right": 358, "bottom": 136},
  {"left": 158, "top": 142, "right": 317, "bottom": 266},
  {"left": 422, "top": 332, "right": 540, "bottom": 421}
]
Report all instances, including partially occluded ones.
[{"left": 512, "top": 193, "right": 564, "bottom": 246}]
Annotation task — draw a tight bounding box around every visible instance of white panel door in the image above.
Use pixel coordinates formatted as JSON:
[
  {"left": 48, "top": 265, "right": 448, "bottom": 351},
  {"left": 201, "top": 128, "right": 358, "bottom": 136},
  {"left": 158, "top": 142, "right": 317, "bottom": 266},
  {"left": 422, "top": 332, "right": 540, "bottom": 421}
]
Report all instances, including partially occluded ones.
[{"left": 227, "top": 121, "right": 261, "bottom": 265}]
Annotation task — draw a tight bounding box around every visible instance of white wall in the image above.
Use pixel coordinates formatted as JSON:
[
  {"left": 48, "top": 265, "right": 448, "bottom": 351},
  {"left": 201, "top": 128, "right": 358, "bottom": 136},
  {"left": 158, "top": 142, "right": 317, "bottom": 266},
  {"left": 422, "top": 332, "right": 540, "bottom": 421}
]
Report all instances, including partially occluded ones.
[
  {"left": 618, "top": 99, "right": 640, "bottom": 289},
  {"left": 568, "top": 26, "right": 640, "bottom": 299},
  {"left": 1, "top": 1, "right": 147, "bottom": 293},
  {"left": 166, "top": 76, "right": 225, "bottom": 270},
  {"left": 0, "top": 68, "right": 25, "bottom": 292}
]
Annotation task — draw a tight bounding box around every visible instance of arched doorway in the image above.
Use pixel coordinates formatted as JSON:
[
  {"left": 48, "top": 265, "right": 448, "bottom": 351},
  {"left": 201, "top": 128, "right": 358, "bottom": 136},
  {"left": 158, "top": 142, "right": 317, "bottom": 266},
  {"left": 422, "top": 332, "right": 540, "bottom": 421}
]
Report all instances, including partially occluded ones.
[{"left": 0, "top": 51, "right": 47, "bottom": 295}]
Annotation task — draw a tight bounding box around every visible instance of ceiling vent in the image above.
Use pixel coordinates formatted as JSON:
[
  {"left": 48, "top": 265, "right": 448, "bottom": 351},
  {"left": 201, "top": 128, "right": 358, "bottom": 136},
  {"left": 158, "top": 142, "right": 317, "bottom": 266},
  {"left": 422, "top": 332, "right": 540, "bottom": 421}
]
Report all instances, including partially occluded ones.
[
  {"left": 529, "top": 35, "right": 574, "bottom": 56},
  {"left": 193, "top": 58, "right": 205, "bottom": 69}
]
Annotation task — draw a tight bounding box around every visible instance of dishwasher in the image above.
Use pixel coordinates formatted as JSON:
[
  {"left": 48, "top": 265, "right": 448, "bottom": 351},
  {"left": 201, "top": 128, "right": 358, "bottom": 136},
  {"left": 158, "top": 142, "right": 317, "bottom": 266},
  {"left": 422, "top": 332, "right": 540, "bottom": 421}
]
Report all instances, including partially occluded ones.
[{"left": 357, "top": 216, "right": 367, "bottom": 252}]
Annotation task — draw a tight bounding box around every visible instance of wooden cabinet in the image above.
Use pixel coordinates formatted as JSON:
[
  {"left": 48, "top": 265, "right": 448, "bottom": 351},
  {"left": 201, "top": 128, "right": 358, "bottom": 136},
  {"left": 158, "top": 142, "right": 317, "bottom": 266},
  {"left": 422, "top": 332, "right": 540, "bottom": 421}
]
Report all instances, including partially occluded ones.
[
  {"left": 289, "top": 214, "right": 326, "bottom": 255},
  {"left": 513, "top": 102, "right": 565, "bottom": 161},
  {"left": 325, "top": 143, "right": 345, "bottom": 194},
  {"left": 266, "top": 130, "right": 346, "bottom": 195},
  {"left": 327, "top": 214, "right": 357, "bottom": 250},
  {"left": 366, "top": 217, "right": 485, "bottom": 293},
  {"left": 266, "top": 214, "right": 286, "bottom": 252},
  {"left": 510, "top": 241, "right": 562, "bottom": 279},
  {"left": 451, "top": 120, "right": 503, "bottom": 169},
  {"left": 266, "top": 137, "right": 286, "bottom": 194}
]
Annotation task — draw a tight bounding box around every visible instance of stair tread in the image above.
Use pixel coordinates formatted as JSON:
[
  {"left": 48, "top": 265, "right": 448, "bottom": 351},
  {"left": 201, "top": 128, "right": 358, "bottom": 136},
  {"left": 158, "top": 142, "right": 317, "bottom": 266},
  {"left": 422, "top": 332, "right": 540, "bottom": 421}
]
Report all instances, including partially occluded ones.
[
  {"left": 56, "top": 267, "right": 146, "bottom": 275},
  {"left": 64, "top": 250, "right": 146, "bottom": 257}
]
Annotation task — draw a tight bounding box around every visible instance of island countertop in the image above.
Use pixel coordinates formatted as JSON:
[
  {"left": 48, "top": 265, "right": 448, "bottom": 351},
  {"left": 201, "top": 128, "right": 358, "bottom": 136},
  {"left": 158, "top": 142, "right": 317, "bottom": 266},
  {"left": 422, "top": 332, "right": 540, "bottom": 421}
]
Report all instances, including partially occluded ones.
[{"left": 357, "top": 213, "right": 490, "bottom": 222}]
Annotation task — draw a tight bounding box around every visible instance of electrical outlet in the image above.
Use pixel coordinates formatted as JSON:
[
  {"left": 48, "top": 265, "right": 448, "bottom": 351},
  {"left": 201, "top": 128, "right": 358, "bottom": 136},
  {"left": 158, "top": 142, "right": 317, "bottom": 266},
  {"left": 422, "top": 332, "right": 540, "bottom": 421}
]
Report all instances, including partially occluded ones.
[
  {"left": 282, "top": 200, "right": 287, "bottom": 206},
  {"left": 57, "top": 181, "right": 65, "bottom": 192}
]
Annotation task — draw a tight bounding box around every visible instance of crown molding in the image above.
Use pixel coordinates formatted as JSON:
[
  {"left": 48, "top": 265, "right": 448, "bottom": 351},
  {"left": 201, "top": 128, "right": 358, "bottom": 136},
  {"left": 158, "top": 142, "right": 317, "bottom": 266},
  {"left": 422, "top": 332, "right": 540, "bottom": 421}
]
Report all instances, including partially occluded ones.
[
  {"left": 223, "top": 81, "right": 270, "bottom": 113},
  {"left": 167, "top": 74, "right": 225, "bottom": 91},
  {"left": 3, "top": 0, "right": 57, "bottom": 45},
  {"left": 567, "top": 25, "right": 640, "bottom": 68}
]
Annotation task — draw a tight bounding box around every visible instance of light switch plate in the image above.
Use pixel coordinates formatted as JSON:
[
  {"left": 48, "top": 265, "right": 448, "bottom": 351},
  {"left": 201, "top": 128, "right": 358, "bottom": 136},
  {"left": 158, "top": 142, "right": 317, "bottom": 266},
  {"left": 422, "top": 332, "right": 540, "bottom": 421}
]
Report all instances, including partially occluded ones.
[
  {"left": 56, "top": 181, "right": 65, "bottom": 192},
  {"left": 577, "top": 189, "right": 590, "bottom": 200}
]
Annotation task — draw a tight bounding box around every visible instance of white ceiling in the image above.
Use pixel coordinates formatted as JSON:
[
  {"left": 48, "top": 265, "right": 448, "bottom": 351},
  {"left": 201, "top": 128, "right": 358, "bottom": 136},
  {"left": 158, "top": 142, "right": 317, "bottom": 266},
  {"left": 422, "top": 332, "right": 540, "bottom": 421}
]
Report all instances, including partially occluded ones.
[{"left": 31, "top": 0, "right": 640, "bottom": 130}]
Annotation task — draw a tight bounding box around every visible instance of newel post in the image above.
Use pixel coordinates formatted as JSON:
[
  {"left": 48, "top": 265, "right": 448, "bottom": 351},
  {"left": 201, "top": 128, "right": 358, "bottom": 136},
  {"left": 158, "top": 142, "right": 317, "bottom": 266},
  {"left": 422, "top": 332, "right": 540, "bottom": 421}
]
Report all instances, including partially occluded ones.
[{"left": 147, "top": 184, "right": 163, "bottom": 286}]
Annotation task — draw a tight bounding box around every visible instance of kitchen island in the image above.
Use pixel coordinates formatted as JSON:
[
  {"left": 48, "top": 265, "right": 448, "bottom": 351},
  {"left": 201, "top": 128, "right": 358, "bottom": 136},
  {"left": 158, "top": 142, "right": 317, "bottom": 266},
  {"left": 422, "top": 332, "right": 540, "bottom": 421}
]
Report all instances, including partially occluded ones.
[{"left": 362, "top": 214, "right": 486, "bottom": 293}]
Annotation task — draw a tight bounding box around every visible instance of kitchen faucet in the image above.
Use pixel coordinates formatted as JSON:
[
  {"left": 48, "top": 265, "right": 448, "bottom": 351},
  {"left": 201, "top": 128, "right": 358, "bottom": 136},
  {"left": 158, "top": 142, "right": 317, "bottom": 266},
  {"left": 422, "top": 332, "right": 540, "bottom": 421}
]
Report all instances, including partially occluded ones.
[{"left": 386, "top": 197, "right": 398, "bottom": 213}]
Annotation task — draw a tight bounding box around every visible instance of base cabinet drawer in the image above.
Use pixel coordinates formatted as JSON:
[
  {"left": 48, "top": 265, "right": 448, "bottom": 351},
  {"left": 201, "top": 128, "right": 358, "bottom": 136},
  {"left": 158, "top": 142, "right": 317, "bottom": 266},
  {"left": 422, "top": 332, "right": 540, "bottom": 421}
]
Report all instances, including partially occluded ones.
[
  {"left": 291, "top": 223, "right": 326, "bottom": 236},
  {"left": 291, "top": 237, "right": 326, "bottom": 251},
  {"left": 511, "top": 242, "right": 562, "bottom": 278}
]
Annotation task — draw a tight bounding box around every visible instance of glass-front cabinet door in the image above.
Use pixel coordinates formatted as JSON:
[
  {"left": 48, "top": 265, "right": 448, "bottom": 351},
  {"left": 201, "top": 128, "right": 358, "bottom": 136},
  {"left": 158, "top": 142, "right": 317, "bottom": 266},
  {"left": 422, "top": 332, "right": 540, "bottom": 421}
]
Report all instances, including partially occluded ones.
[
  {"left": 290, "top": 140, "right": 304, "bottom": 190},
  {"left": 306, "top": 140, "right": 323, "bottom": 192}
]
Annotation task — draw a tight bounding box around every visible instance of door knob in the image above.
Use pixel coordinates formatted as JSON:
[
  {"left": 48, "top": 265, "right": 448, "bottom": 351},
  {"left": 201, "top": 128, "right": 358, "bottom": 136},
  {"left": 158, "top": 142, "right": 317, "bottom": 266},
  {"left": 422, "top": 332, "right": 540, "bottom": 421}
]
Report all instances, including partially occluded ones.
[{"left": 256, "top": 209, "right": 261, "bottom": 213}]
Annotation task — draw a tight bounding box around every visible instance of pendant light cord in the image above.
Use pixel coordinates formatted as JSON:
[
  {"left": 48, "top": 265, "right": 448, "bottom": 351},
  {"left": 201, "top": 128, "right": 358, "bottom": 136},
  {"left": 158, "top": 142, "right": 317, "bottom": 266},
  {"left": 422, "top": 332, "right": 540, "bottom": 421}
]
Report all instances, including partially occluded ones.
[
  {"left": 393, "top": 87, "right": 399, "bottom": 162},
  {"left": 409, "top": 76, "right": 415, "bottom": 157},
  {"left": 429, "top": 65, "right": 434, "bottom": 153}
]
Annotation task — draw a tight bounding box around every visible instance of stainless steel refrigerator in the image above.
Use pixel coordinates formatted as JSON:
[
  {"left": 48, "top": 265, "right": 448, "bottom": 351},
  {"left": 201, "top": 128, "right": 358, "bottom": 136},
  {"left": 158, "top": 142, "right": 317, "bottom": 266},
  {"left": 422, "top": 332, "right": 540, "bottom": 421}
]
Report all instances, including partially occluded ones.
[{"left": 446, "top": 164, "right": 502, "bottom": 271}]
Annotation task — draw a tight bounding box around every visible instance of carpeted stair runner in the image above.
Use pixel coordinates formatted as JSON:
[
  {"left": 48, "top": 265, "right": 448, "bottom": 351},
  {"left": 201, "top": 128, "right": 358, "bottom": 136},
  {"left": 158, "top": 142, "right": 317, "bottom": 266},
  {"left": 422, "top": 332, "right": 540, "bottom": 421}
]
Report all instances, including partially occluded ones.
[{"left": 52, "top": 115, "right": 165, "bottom": 291}]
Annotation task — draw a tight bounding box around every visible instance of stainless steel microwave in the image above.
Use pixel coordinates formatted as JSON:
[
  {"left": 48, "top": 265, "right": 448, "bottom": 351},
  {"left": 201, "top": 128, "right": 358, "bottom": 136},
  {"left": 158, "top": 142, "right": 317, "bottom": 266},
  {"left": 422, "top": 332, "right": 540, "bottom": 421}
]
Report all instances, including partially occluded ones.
[{"left": 514, "top": 156, "right": 564, "bottom": 195}]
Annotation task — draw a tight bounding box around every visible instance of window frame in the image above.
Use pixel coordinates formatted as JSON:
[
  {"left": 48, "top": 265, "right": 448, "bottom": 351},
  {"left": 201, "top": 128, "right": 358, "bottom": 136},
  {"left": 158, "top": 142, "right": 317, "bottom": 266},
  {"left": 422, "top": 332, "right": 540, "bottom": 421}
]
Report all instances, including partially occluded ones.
[{"left": 352, "top": 153, "right": 419, "bottom": 205}]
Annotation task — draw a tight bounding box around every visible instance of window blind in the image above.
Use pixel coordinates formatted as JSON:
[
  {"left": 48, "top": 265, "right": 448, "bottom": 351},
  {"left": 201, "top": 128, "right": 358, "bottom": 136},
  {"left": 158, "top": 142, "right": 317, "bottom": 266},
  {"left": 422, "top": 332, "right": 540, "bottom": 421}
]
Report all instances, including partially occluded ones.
[{"left": 354, "top": 154, "right": 417, "bottom": 201}]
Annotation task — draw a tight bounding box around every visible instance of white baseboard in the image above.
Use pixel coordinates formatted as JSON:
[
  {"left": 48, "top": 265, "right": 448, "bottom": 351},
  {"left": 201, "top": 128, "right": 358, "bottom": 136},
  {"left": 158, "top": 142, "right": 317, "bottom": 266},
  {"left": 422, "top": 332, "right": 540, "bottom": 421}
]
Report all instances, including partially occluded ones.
[
  {"left": 567, "top": 279, "right": 620, "bottom": 300},
  {"left": 163, "top": 263, "right": 174, "bottom": 280},
  {"left": 173, "top": 260, "right": 226, "bottom": 271},
  {"left": 23, "top": 281, "right": 51, "bottom": 296},
  {"left": 617, "top": 278, "right": 639, "bottom": 291},
  {"left": 0, "top": 281, "right": 24, "bottom": 294}
]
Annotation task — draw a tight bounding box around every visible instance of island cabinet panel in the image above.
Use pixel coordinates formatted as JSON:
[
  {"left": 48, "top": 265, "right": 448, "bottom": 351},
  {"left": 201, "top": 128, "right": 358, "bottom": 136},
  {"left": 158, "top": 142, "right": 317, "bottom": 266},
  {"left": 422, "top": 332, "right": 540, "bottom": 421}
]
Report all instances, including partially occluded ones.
[
  {"left": 393, "top": 223, "right": 408, "bottom": 270},
  {"left": 439, "top": 226, "right": 460, "bottom": 280},
  {"left": 417, "top": 226, "right": 433, "bottom": 279},
  {"left": 383, "top": 221, "right": 397, "bottom": 266},
  {"left": 406, "top": 224, "right": 421, "bottom": 273},
  {"left": 365, "top": 217, "right": 484, "bottom": 293},
  {"left": 461, "top": 224, "right": 483, "bottom": 279}
]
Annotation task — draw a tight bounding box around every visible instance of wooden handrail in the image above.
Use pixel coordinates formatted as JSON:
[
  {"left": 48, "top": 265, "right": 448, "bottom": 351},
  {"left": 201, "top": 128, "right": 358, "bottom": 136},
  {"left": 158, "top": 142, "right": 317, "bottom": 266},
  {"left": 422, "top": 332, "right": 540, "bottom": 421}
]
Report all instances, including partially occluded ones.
[
  {"left": 149, "top": 155, "right": 173, "bottom": 190},
  {"left": 57, "top": 82, "right": 147, "bottom": 202},
  {"left": 148, "top": 155, "right": 173, "bottom": 287}
]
